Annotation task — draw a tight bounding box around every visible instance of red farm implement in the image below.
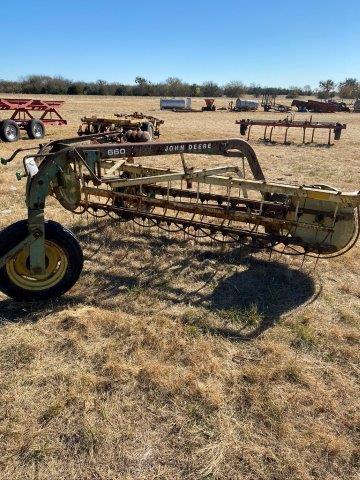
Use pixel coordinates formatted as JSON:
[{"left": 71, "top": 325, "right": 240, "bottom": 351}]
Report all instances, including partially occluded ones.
[
  {"left": 0, "top": 98, "right": 67, "bottom": 142},
  {"left": 202, "top": 98, "right": 216, "bottom": 111},
  {"left": 291, "top": 99, "right": 351, "bottom": 113}
]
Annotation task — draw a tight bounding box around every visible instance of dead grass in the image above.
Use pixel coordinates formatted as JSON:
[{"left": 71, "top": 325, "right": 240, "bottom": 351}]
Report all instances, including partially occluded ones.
[{"left": 0, "top": 95, "right": 359, "bottom": 479}]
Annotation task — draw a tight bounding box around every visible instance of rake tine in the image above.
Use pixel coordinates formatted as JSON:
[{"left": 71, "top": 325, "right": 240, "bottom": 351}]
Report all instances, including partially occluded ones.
[
  {"left": 314, "top": 254, "right": 320, "bottom": 270},
  {"left": 300, "top": 253, "right": 306, "bottom": 270}
]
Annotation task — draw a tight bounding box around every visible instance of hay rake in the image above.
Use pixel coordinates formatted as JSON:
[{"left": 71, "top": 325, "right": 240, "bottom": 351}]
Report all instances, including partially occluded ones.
[{"left": 0, "top": 133, "right": 359, "bottom": 300}]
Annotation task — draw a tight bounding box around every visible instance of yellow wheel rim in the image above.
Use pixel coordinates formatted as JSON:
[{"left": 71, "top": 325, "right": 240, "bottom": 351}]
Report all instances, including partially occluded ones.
[{"left": 6, "top": 241, "right": 68, "bottom": 291}]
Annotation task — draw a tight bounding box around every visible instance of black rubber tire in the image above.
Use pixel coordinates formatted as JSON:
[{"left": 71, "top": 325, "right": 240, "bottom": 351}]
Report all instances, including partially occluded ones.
[
  {"left": 141, "top": 122, "right": 154, "bottom": 140},
  {"left": 0, "top": 119, "right": 20, "bottom": 142},
  {"left": 0, "top": 220, "right": 83, "bottom": 301},
  {"left": 26, "top": 119, "right": 45, "bottom": 139}
]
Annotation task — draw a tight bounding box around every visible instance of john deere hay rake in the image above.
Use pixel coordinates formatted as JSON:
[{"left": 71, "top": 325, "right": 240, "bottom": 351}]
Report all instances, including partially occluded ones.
[{"left": 0, "top": 133, "right": 359, "bottom": 300}]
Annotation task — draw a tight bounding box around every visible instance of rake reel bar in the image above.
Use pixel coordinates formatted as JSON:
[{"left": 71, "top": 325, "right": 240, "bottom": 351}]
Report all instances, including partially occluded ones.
[{"left": 0, "top": 135, "right": 359, "bottom": 300}]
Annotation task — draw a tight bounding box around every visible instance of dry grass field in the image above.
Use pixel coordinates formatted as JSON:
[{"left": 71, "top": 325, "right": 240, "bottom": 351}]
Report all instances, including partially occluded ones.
[{"left": 0, "top": 94, "right": 359, "bottom": 480}]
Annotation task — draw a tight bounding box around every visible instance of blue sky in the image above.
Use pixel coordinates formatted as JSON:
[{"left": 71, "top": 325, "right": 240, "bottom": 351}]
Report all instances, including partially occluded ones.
[{"left": 1, "top": 0, "right": 359, "bottom": 88}]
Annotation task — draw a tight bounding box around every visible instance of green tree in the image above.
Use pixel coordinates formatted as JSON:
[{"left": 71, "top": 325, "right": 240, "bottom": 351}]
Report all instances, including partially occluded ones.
[
  {"left": 190, "top": 83, "right": 201, "bottom": 97},
  {"left": 134, "top": 77, "right": 151, "bottom": 96},
  {"left": 67, "top": 82, "right": 85, "bottom": 95},
  {"left": 318, "top": 79, "right": 335, "bottom": 99}
]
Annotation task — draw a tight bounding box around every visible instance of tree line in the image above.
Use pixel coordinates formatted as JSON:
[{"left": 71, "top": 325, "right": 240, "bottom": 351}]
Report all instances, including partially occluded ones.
[{"left": 0, "top": 75, "right": 358, "bottom": 99}]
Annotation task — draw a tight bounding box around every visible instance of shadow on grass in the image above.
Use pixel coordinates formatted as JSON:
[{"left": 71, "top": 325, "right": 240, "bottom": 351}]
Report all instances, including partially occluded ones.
[
  {"left": 0, "top": 221, "right": 318, "bottom": 340},
  {"left": 186, "top": 252, "right": 317, "bottom": 340},
  {"left": 0, "top": 294, "right": 88, "bottom": 325}
]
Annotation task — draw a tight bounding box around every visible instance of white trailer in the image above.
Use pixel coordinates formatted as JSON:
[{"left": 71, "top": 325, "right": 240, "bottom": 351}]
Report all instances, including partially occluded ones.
[{"left": 160, "top": 98, "right": 192, "bottom": 110}]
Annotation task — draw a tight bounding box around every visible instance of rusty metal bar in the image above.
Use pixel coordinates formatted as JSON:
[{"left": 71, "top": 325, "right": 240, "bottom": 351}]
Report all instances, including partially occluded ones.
[{"left": 236, "top": 117, "right": 346, "bottom": 145}]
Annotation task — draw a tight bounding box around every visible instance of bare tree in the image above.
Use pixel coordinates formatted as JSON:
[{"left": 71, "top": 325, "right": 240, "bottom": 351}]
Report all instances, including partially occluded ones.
[
  {"left": 165, "top": 77, "right": 189, "bottom": 96},
  {"left": 223, "top": 81, "right": 246, "bottom": 98},
  {"left": 338, "top": 78, "right": 359, "bottom": 99},
  {"left": 201, "top": 81, "right": 221, "bottom": 97}
]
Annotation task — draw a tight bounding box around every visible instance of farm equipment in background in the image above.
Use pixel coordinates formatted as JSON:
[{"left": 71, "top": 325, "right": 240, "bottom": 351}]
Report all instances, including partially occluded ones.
[
  {"left": 0, "top": 98, "right": 67, "bottom": 142},
  {"left": 160, "top": 98, "right": 218, "bottom": 113},
  {"left": 292, "top": 99, "right": 351, "bottom": 113},
  {"left": 261, "top": 94, "right": 291, "bottom": 113},
  {"left": 0, "top": 134, "right": 359, "bottom": 301},
  {"left": 291, "top": 99, "right": 312, "bottom": 112},
  {"left": 236, "top": 115, "right": 346, "bottom": 145},
  {"left": 202, "top": 99, "right": 216, "bottom": 111},
  {"left": 160, "top": 97, "right": 192, "bottom": 111},
  {"left": 229, "top": 99, "right": 259, "bottom": 112},
  {"left": 78, "top": 112, "right": 164, "bottom": 142}
]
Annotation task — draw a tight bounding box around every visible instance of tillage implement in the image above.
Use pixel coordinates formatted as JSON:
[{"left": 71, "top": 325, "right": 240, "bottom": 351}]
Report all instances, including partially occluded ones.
[{"left": 0, "top": 133, "right": 359, "bottom": 300}]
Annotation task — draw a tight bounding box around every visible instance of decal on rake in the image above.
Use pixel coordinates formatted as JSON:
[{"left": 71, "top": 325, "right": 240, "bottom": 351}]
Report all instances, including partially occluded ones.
[{"left": 0, "top": 133, "right": 359, "bottom": 300}]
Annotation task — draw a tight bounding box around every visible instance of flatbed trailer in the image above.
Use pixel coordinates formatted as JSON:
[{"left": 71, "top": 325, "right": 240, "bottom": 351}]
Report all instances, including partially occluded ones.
[{"left": 0, "top": 98, "right": 67, "bottom": 142}]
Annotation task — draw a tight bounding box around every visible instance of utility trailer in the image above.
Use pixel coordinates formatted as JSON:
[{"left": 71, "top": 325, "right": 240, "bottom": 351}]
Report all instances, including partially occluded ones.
[
  {"left": 0, "top": 98, "right": 67, "bottom": 142},
  {"left": 78, "top": 112, "right": 164, "bottom": 141}
]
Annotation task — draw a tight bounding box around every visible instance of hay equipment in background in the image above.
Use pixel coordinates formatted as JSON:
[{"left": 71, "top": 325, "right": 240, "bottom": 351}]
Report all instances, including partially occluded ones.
[
  {"left": 160, "top": 97, "right": 218, "bottom": 112},
  {"left": 202, "top": 99, "right": 216, "bottom": 111},
  {"left": 0, "top": 98, "right": 67, "bottom": 142},
  {"left": 0, "top": 134, "right": 359, "bottom": 300},
  {"left": 261, "top": 94, "right": 291, "bottom": 113},
  {"left": 236, "top": 115, "right": 347, "bottom": 145},
  {"left": 229, "top": 99, "right": 259, "bottom": 112},
  {"left": 78, "top": 112, "right": 164, "bottom": 141},
  {"left": 291, "top": 99, "right": 351, "bottom": 113}
]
